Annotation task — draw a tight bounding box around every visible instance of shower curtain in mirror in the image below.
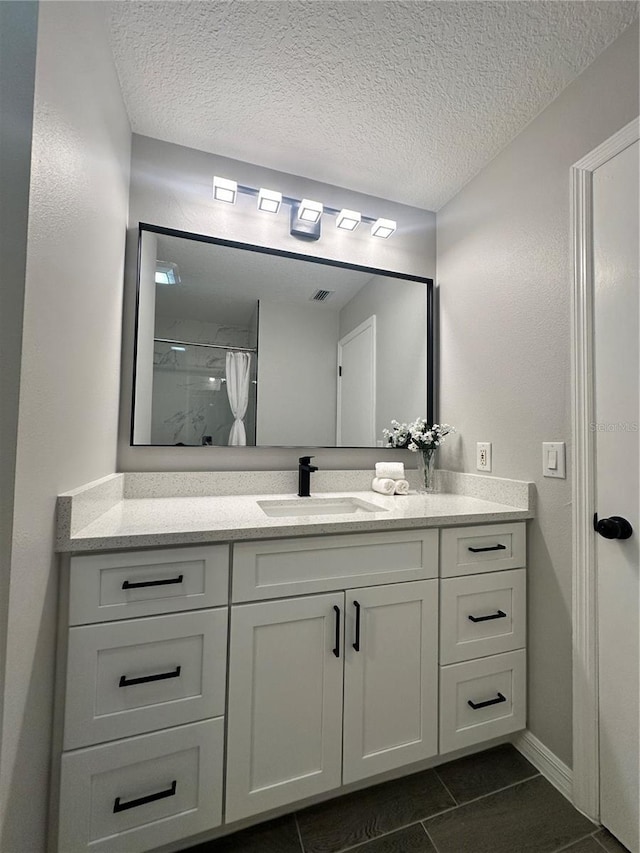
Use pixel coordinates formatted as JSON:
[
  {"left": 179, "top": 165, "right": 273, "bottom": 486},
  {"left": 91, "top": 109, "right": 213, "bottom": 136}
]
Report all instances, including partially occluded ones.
[{"left": 225, "top": 351, "right": 251, "bottom": 446}]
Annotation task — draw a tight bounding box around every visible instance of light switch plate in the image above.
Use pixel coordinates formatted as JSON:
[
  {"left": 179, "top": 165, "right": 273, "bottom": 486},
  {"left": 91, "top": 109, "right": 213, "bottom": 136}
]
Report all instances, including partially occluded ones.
[
  {"left": 476, "top": 442, "right": 492, "bottom": 472},
  {"left": 543, "top": 441, "right": 566, "bottom": 478}
]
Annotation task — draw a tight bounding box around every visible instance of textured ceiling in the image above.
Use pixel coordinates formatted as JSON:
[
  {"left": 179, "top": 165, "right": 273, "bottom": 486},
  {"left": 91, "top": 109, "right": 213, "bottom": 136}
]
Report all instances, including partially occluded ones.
[{"left": 110, "top": 1, "right": 638, "bottom": 211}]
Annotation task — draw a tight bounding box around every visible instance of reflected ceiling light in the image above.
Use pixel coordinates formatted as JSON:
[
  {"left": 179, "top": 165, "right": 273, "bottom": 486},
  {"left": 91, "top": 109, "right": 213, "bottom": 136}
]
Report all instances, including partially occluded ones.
[
  {"left": 171, "top": 346, "right": 186, "bottom": 352},
  {"left": 371, "top": 218, "right": 397, "bottom": 239},
  {"left": 336, "top": 209, "right": 361, "bottom": 231},
  {"left": 213, "top": 176, "right": 237, "bottom": 204},
  {"left": 297, "top": 199, "right": 323, "bottom": 223},
  {"left": 155, "top": 260, "right": 181, "bottom": 285},
  {"left": 257, "top": 188, "right": 282, "bottom": 214}
]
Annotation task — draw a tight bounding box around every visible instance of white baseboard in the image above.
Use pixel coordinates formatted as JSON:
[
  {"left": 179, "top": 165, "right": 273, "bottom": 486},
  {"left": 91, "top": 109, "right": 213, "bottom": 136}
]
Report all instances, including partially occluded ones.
[{"left": 512, "top": 730, "right": 573, "bottom": 802}]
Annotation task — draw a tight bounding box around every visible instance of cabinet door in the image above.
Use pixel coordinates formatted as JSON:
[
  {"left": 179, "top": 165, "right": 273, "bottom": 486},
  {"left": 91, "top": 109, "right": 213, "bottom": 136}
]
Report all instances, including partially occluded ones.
[
  {"left": 226, "top": 593, "right": 344, "bottom": 822},
  {"left": 343, "top": 580, "right": 438, "bottom": 784}
]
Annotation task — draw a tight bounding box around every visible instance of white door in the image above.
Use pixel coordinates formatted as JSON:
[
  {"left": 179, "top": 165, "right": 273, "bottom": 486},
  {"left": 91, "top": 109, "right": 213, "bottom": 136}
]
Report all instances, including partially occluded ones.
[
  {"left": 225, "top": 593, "right": 344, "bottom": 822},
  {"left": 342, "top": 580, "right": 439, "bottom": 784},
  {"left": 337, "top": 316, "right": 376, "bottom": 446},
  {"left": 593, "top": 138, "right": 639, "bottom": 853}
]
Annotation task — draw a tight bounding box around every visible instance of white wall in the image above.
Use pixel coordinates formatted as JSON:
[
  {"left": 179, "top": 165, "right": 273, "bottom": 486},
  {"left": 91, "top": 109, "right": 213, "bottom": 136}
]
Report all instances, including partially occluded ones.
[
  {"left": 257, "top": 301, "right": 338, "bottom": 446},
  {"left": 0, "top": 0, "right": 38, "bottom": 795},
  {"left": 0, "top": 3, "right": 131, "bottom": 851},
  {"left": 339, "top": 274, "right": 427, "bottom": 438},
  {"left": 120, "top": 134, "right": 436, "bottom": 471},
  {"left": 437, "top": 20, "right": 639, "bottom": 768}
]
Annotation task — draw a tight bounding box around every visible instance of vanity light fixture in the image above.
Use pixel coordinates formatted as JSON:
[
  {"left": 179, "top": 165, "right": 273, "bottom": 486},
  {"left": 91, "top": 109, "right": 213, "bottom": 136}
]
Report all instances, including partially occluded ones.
[
  {"left": 257, "top": 188, "right": 282, "bottom": 214},
  {"left": 297, "top": 199, "right": 323, "bottom": 223},
  {"left": 212, "top": 176, "right": 237, "bottom": 204},
  {"left": 371, "top": 218, "right": 397, "bottom": 239},
  {"left": 336, "top": 209, "right": 361, "bottom": 231},
  {"left": 211, "top": 175, "right": 398, "bottom": 240}
]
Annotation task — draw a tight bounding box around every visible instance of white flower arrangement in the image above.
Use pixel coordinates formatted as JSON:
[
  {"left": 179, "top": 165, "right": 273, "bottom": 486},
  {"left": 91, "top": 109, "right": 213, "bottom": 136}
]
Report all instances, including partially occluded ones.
[{"left": 382, "top": 419, "right": 455, "bottom": 452}]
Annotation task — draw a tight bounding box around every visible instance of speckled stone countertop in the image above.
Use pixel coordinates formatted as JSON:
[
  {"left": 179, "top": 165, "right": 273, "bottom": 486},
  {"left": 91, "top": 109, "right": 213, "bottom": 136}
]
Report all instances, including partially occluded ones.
[{"left": 56, "top": 470, "right": 534, "bottom": 553}]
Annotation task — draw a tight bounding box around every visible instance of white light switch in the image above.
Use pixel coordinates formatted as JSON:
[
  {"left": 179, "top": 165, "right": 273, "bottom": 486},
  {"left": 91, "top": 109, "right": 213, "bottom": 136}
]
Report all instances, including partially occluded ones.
[{"left": 543, "top": 442, "right": 565, "bottom": 478}]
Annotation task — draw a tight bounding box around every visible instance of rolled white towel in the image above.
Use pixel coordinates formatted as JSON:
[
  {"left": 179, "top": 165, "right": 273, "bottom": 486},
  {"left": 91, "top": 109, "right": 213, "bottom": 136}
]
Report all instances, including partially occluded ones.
[
  {"left": 375, "top": 461, "right": 405, "bottom": 481},
  {"left": 372, "top": 477, "right": 395, "bottom": 495},
  {"left": 394, "top": 479, "right": 410, "bottom": 495}
]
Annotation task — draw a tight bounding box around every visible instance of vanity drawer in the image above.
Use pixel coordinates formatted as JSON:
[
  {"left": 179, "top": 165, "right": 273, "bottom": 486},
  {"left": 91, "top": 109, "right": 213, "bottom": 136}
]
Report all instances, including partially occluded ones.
[
  {"left": 440, "top": 569, "right": 526, "bottom": 664},
  {"left": 59, "top": 718, "right": 223, "bottom": 853},
  {"left": 64, "top": 609, "right": 227, "bottom": 749},
  {"left": 232, "top": 529, "right": 438, "bottom": 601},
  {"left": 440, "top": 523, "right": 526, "bottom": 577},
  {"left": 69, "top": 545, "right": 229, "bottom": 625},
  {"left": 439, "top": 649, "right": 526, "bottom": 753}
]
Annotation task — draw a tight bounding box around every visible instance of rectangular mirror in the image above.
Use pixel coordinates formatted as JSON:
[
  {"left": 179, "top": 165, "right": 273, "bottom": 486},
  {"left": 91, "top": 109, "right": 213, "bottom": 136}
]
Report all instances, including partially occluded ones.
[{"left": 131, "top": 224, "right": 434, "bottom": 447}]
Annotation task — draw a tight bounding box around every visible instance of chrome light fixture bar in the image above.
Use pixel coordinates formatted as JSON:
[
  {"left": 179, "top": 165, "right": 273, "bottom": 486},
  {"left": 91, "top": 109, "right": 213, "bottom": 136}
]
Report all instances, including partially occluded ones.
[{"left": 212, "top": 175, "right": 397, "bottom": 239}]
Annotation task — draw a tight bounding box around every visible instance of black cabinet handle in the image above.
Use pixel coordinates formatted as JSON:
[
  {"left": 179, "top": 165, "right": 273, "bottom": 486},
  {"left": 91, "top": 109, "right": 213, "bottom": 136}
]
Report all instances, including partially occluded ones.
[
  {"left": 468, "top": 609, "right": 507, "bottom": 623},
  {"left": 333, "top": 605, "right": 341, "bottom": 658},
  {"left": 353, "top": 601, "right": 361, "bottom": 651},
  {"left": 468, "top": 544, "right": 506, "bottom": 553},
  {"left": 122, "top": 574, "right": 184, "bottom": 590},
  {"left": 113, "top": 780, "right": 177, "bottom": 813},
  {"left": 468, "top": 692, "right": 506, "bottom": 710},
  {"left": 119, "top": 666, "right": 181, "bottom": 688}
]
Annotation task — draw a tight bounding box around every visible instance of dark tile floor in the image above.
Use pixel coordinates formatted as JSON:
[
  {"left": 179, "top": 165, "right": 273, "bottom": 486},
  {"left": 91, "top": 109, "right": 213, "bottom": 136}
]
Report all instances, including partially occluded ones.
[{"left": 185, "top": 744, "right": 631, "bottom": 853}]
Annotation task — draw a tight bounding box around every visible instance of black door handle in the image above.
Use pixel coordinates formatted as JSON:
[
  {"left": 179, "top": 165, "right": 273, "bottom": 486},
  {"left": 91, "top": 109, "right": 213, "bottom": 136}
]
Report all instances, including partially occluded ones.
[
  {"left": 594, "top": 514, "right": 633, "bottom": 540},
  {"left": 468, "top": 544, "right": 506, "bottom": 553},
  {"left": 122, "top": 574, "right": 184, "bottom": 590},
  {"left": 113, "top": 780, "right": 177, "bottom": 813},
  {"left": 468, "top": 609, "right": 507, "bottom": 623},
  {"left": 119, "top": 666, "right": 182, "bottom": 688},
  {"left": 468, "top": 692, "right": 507, "bottom": 710},
  {"left": 333, "top": 605, "right": 341, "bottom": 658},
  {"left": 353, "top": 601, "right": 361, "bottom": 651}
]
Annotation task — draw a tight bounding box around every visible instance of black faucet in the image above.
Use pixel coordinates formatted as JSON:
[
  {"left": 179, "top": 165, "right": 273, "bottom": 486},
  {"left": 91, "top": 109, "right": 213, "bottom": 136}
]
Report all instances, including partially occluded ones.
[{"left": 298, "top": 456, "right": 318, "bottom": 497}]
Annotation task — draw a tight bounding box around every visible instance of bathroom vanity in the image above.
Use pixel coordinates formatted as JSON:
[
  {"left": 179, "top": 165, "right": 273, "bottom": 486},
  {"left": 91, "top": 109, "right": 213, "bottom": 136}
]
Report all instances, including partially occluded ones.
[{"left": 53, "top": 471, "right": 533, "bottom": 853}]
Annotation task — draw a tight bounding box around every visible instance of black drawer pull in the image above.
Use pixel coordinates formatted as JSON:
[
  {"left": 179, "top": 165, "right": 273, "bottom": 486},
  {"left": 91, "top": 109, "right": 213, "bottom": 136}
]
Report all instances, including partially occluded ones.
[
  {"left": 468, "top": 544, "right": 506, "bottom": 553},
  {"left": 119, "top": 666, "right": 181, "bottom": 688},
  {"left": 113, "top": 780, "right": 177, "bottom": 813},
  {"left": 122, "top": 574, "right": 184, "bottom": 590},
  {"left": 468, "top": 692, "right": 506, "bottom": 710},
  {"left": 333, "top": 605, "right": 341, "bottom": 658},
  {"left": 353, "top": 601, "right": 361, "bottom": 652},
  {"left": 468, "top": 609, "right": 507, "bottom": 623}
]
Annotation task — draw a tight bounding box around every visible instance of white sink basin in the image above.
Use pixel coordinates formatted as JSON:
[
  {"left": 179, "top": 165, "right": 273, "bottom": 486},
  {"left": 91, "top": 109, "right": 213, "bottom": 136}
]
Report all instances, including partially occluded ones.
[{"left": 257, "top": 497, "right": 388, "bottom": 518}]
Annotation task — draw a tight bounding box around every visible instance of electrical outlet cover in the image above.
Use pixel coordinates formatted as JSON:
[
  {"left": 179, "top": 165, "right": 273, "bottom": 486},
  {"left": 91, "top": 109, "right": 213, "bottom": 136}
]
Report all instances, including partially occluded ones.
[{"left": 477, "top": 442, "right": 492, "bottom": 472}]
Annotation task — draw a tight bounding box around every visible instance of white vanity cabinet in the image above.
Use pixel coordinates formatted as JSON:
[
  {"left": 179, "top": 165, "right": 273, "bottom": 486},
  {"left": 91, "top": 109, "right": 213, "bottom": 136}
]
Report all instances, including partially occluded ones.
[
  {"left": 57, "top": 546, "right": 229, "bottom": 853},
  {"left": 56, "top": 518, "right": 527, "bottom": 852},
  {"left": 225, "top": 578, "right": 438, "bottom": 823},
  {"left": 438, "top": 523, "right": 527, "bottom": 753}
]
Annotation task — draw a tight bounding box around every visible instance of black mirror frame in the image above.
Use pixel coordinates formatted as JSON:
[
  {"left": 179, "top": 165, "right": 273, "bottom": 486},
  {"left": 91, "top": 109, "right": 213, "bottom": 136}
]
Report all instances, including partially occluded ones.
[{"left": 131, "top": 222, "right": 436, "bottom": 447}]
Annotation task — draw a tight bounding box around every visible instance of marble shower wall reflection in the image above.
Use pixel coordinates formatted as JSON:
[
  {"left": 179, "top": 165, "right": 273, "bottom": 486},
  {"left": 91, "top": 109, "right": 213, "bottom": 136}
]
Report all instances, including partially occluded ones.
[{"left": 151, "top": 316, "right": 257, "bottom": 446}]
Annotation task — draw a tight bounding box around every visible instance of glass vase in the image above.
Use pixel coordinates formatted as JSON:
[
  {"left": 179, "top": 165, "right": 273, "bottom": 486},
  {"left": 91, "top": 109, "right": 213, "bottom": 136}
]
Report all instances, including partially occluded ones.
[{"left": 417, "top": 449, "right": 438, "bottom": 493}]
